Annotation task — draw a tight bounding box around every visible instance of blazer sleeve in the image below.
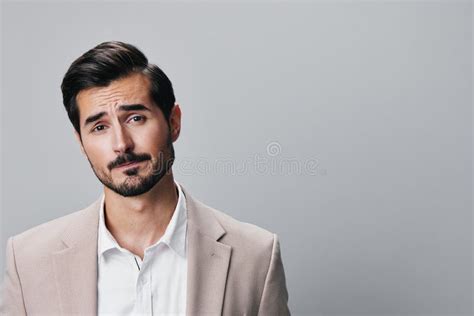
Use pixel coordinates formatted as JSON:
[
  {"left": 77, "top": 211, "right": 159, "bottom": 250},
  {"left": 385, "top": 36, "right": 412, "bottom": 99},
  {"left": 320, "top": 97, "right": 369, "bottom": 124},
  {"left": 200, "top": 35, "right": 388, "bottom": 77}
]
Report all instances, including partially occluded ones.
[
  {"left": 0, "top": 237, "right": 27, "bottom": 315},
  {"left": 257, "top": 234, "right": 290, "bottom": 316}
]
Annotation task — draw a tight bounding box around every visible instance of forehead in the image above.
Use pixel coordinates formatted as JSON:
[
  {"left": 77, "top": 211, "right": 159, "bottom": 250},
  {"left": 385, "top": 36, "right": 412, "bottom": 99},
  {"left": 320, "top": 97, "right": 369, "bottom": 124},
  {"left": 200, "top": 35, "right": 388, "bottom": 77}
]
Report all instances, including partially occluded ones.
[{"left": 76, "top": 72, "right": 152, "bottom": 111}]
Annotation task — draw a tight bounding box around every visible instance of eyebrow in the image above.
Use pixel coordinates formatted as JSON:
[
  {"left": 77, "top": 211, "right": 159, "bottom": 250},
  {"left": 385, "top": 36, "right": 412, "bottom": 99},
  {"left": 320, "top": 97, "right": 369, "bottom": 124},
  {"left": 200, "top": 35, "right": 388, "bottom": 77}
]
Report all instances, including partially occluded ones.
[{"left": 83, "top": 104, "right": 151, "bottom": 128}]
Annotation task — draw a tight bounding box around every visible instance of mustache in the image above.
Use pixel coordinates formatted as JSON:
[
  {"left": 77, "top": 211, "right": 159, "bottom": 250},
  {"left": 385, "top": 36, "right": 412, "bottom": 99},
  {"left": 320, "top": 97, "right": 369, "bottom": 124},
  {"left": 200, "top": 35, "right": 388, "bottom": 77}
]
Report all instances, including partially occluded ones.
[{"left": 108, "top": 152, "right": 151, "bottom": 170}]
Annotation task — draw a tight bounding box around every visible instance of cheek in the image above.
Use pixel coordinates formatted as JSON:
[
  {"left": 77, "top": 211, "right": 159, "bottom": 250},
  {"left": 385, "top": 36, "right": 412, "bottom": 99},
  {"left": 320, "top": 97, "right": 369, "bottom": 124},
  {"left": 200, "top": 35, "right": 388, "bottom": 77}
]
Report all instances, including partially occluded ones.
[
  {"left": 82, "top": 138, "right": 113, "bottom": 166},
  {"left": 135, "top": 124, "right": 169, "bottom": 151}
]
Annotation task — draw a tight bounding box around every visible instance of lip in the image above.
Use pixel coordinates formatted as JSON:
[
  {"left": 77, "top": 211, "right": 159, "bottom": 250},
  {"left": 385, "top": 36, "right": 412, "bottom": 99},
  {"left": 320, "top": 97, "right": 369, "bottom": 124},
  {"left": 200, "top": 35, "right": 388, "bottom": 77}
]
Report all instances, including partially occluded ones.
[{"left": 116, "top": 161, "right": 143, "bottom": 169}]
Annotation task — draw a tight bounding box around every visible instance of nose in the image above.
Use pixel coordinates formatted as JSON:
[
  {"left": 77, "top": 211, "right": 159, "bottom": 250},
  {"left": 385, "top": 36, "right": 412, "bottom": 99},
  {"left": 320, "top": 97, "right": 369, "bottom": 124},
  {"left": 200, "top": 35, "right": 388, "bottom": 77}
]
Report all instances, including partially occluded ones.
[{"left": 112, "top": 124, "right": 134, "bottom": 154}]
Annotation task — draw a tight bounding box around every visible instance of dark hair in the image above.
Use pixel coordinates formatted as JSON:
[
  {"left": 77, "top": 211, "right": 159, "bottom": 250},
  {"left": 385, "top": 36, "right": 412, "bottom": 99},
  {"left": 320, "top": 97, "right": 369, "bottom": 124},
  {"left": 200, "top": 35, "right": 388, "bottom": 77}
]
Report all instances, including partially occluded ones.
[{"left": 61, "top": 41, "right": 176, "bottom": 135}]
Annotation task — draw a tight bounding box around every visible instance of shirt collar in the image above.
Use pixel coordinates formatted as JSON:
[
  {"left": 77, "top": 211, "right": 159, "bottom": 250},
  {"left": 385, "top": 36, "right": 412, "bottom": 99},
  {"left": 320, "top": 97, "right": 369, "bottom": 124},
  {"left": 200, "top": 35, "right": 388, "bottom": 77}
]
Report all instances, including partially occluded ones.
[{"left": 97, "top": 180, "right": 188, "bottom": 258}]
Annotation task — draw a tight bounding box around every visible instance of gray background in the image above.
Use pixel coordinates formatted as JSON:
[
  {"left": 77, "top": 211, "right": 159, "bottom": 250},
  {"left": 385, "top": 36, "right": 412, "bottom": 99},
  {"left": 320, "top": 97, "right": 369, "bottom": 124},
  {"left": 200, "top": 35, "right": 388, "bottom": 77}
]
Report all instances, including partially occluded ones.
[{"left": 1, "top": 1, "right": 472, "bottom": 315}]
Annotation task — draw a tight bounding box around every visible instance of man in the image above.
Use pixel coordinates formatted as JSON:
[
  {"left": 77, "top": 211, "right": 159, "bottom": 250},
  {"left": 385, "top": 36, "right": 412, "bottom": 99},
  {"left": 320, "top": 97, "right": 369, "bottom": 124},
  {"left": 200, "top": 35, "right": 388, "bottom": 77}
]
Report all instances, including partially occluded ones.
[{"left": 1, "top": 41, "right": 290, "bottom": 315}]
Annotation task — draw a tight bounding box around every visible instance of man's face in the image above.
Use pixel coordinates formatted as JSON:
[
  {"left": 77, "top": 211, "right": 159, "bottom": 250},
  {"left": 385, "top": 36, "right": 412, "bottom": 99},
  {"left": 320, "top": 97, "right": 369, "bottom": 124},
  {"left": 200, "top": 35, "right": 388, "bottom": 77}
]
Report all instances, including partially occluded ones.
[{"left": 74, "top": 73, "right": 181, "bottom": 197}]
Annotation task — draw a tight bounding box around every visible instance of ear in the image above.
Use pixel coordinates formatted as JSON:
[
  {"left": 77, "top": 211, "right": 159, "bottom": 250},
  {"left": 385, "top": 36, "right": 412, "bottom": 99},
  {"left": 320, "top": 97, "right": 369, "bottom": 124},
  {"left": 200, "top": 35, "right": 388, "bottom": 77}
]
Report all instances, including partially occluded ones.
[
  {"left": 169, "top": 103, "right": 182, "bottom": 142},
  {"left": 74, "top": 130, "right": 86, "bottom": 156}
]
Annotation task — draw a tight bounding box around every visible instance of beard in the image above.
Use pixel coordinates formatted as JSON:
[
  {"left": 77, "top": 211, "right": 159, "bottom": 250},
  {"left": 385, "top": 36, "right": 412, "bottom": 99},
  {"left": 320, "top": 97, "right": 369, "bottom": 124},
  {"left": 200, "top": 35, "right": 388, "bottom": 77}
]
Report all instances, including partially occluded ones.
[{"left": 86, "top": 131, "right": 175, "bottom": 197}]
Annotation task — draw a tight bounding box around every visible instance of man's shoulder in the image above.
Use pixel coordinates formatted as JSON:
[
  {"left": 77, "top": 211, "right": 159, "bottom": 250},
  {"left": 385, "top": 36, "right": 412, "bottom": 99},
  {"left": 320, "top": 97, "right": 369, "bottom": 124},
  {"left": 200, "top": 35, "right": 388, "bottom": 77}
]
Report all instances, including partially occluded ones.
[
  {"left": 13, "top": 210, "right": 80, "bottom": 241},
  {"left": 189, "top": 197, "right": 283, "bottom": 295},
  {"left": 9, "top": 199, "right": 99, "bottom": 253},
  {"left": 213, "top": 206, "right": 275, "bottom": 242},
  {"left": 189, "top": 195, "right": 276, "bottom": 253}
]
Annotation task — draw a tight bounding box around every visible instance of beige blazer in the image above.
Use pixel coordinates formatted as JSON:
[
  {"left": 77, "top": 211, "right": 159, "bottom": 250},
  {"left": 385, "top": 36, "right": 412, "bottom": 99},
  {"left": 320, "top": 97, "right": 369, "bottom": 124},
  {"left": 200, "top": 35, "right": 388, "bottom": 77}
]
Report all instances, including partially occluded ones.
[{"left": 1, "top": 185, "right": 290, "bottom": 315}]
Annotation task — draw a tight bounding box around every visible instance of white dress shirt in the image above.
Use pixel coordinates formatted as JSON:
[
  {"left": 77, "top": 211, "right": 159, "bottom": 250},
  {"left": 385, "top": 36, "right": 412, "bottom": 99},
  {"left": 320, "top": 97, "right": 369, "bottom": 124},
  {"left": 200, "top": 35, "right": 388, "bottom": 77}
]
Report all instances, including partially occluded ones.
[{"left": 97, "top": 181, "right": 187, "bottom": 316}]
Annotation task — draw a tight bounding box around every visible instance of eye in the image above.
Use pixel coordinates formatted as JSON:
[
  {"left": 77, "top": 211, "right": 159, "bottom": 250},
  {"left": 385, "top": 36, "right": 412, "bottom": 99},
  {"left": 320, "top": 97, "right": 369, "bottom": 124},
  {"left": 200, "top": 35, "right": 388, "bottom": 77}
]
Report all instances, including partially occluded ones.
[
  {"left": 128, "top": 115, "right": 146, "bottom": 123},
  {"left": 92, "top": 124, "right": 107, "bottom": 133}
]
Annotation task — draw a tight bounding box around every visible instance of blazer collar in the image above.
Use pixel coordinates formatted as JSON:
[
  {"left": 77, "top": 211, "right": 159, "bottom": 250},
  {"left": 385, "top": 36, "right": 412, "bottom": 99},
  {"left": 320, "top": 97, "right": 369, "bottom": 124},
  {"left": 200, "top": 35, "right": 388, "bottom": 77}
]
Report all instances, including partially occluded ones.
[
  {"left": 181, "top": 184, "right": 232, "bottom": 315},
  {"left": 52, "top": 184, "right": 232, "bottom": 315},
  {"left": 180, "top": 184, "right": 225, "bottom": 240},
  {"left": 52, "top": 198, "right": 100, "bottom": 315}
]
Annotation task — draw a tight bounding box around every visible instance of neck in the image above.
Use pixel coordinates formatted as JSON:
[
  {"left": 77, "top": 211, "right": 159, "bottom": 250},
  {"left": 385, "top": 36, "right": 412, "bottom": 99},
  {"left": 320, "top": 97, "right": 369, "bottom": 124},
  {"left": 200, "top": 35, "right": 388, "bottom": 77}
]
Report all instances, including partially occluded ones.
[{"left": 102, "top": 173, "right": 179, "bottom": 259}]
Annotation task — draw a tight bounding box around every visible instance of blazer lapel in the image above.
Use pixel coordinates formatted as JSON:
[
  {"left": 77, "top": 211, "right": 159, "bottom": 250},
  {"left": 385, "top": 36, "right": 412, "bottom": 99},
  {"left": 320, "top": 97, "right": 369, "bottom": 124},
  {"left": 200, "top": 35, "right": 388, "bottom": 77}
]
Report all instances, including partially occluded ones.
[
  {"left": 52, "top": 198, "right": 101, "bottom": 315},
  {"left": 182, "top": 186, "right": 232, "bottom": 315}
]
